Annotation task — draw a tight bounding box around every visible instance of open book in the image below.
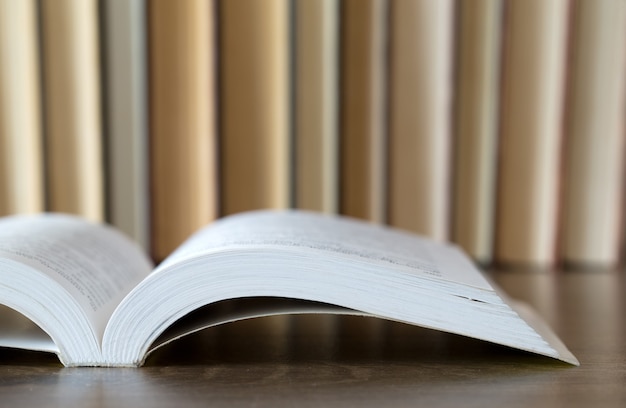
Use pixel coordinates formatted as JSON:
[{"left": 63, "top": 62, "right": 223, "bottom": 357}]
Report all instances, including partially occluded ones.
[{"left": 0, "top": 210, "right": 578, "bottom": 367}]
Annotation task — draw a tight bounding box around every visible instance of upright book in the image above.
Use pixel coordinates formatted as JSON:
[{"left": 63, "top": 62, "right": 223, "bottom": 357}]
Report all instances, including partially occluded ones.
[
  {"left": 149, "top": 0, "right": 218, "bottom": 260},
  {"left": 0, "top": 210, "right": 578, "bottom": 367},
  {"left": 560, "top": 0, "right": 626, "bottom": 266},
  {"left": 102, "top": 0, "right": 150, "bottom": 251},
  {"left": 295, "top": 0, "right": 339, "bottom": 214},
  {"left": 495, "top": 0, "right": 569, "bottom": 265},
  {"left": 219, "top": 0, "right": 291, "bottom": 215},
  {"left": 40, "top": 0, "right": 104, "bottom": 222},
  {"left": 452, "top": 0, "right": 503, "bottom": 264},
  {"left": 339, "top": 0, "right": 387, "bottom": 222},
  {"left": 387, "top": 0, "right": 454, "bottom": 240},
  {"left": 0, "top": 0, "right": 44, "bottom": 216}
]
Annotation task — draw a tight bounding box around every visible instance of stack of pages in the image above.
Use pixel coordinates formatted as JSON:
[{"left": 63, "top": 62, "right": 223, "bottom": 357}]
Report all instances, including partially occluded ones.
[{"left": 0, "top": 210, "right": 578, "bottom": 367}]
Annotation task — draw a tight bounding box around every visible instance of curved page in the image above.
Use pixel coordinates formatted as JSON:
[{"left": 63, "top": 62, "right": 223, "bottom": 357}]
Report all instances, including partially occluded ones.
[{"left": 104, "top": 211, "right": 578, "bottom": 366}]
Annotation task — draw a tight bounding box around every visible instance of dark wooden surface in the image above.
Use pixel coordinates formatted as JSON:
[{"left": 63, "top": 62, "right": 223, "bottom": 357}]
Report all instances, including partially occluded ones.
[{"left": 1, "top": 269, "right": 625, "bottom": 407}]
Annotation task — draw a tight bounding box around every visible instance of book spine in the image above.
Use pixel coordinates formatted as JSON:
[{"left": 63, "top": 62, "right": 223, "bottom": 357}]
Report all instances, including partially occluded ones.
[
  {"left": 149, "top": 0, "right": 218, "bottom": 260},
  {"left": 102, "top": 0, "right": 149, "bottom": 250},
  {"left": 0, "top": 0, "right": 44, "bottom": 215},
  {"left": 295, "top": 0, "right": 339, "bottom": 214},
  {"left": 339, "top": 0, "right": 388, "bottom": 223},
  {"left": 40, "top": 0, "right": 104, "bottom": 222},
  {"left": 387, "top": 0, "right": 454, "bottom": 241},
  {"left": 560, "top": 0, "right": 626, "bottom": 266},
  {"left": 452, "top": 0, "right": 503, "bottom": 263},
  {"left": 219, "top": 0, "right": 292, "bottom": 215},
  {"left": 495, "top": 0, "right": 569, "bottom": 265}
]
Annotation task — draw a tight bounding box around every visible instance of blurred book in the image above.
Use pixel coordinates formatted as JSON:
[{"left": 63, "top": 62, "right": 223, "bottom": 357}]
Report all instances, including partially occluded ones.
[
  {"left": 102, "top": 0, "right": 149, "bottom": 250},
  {"left": 295, "top": 0, "right": 339, "bottom": 214},
  {"left": 560, "top": 0, "right": 626, "bottom": 266},
  {"left": 495, "top": 0, "right": 569, "bottom": 265},
  {"left": 339, "top": 0, "right": 387, "bottom": 223},
  {"left": 148, "top": 0, "right": 218, "bottom": 261},
  {"left": 219, "top": 0, "right": 291, "bottom": 215},
  {"left": 0, "top": 0, "right": 44, "bottom": 216},
  {"left": 40, "top": 0, "right": 104, "bottom": 222},
  {"left": 387, "top": 0, "right": 454, "bottom": 241},
  {"left": 452, "top": 0, "right": 503, "bottom": 264}
]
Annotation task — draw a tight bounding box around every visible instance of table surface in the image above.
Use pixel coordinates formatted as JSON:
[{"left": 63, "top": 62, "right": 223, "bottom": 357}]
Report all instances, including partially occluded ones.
[{"left": 0, "top": 268, "right": 624, "bottom": 407}]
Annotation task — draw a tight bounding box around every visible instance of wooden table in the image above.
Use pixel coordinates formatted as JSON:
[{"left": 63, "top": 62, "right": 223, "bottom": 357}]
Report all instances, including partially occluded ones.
[{"left": 0, "top": 269, "right": 624, "bottom": 407}]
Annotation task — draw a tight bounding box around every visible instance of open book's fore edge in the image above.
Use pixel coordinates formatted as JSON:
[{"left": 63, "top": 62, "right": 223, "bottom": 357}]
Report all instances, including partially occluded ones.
[
  {"left": 0, "top": 295, "right": 578, "bottom": 367},
  {"left": 483, "top": 274, "right": 579, "bottom": 366},
  {"left": 0, "top": 259, "right": 104, "bottom": 365},
  {"left": 510, "top": 300, "right": 579, "bottom": 366},
  {"left": 105, "top": 293, "right": 577, "bottom": 368},
  {"left": 130, "top": 305, "right": 577, "bottom": 368}
]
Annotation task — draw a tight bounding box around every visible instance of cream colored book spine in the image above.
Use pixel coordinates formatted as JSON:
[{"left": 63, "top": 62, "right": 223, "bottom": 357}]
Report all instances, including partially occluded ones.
[
  {"left": 295, "top": 0, "right": 339, "bottom": 214},
  {"left": 0, "top": 0, "right": 44, "bottom": 215},
  {"left": 340, "top": 0, "right": 387, "bottom": 223},
  {"left": 387, "top": 0, "right": 454, "bottom": 241},
  {"left": 560, "top": 0, "right": 626, "bottom": 266},
  {"left": 452, "top": 0, "right": 503, "bottom": 263},
  {"left": 219, "top": 0, "right": 291, "bottom": 215},
  {"left": 495, "top": 0, "right": 569, "bottom": 265},
  {"left": 40, "top": 0, "right": 104, "bottom": 222},
  {"left": 149, "top": 0, "right": 218, "bottom": 260}
]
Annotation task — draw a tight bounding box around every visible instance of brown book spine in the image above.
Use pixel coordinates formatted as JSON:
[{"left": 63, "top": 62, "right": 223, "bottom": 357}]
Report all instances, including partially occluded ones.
[
  {"left": 219, "top": 0, "right": 291, "bottom": 215},
  {"left": 339, "top": 0, "right": 388, "bottom": 223},
  {"left": 149, "top": 0, "right": 218, "bottom": 260}
]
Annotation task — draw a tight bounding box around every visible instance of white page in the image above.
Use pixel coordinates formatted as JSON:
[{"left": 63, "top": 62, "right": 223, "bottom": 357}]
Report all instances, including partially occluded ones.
[
  {"left": 158, "top": 210, "right": 492, "bottom": 290},
  {"left": 0, "top": 214, "right": 153, "bottom": 341}
]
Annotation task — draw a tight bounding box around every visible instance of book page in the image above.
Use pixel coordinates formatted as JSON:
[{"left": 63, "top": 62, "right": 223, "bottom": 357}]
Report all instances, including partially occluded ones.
[
  {"left": 0, "top": 214, "right": 153, "bottom": 341},
  {"left": 158, "top": 210, "right": 492, "bottom": 290}
]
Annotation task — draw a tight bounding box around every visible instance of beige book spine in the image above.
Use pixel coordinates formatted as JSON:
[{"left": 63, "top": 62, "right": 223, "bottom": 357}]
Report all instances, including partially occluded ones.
[
  {"left": 149, "top": 0, "right": 218, "bottom": 260},
  {"left": 560, "top": 0, "right": 626, "bottom": 266},
  {"left": 388, "top": 0, "right": 454, "bottom": 241},
  {"left": 0, "top": 0, "right": 44, "bottom": 215},
  {"left": 219, "top": 0, "right": 291, "bottom": 215},
  {"left": 495, "top": 0, "right": 569, "bottom": 264},
  {"left": 295, "top": 0, "right": 339, "bottom": 214},
  {"left": 340, "top": 0, "right": 387, "bottom": 223},
  {"left": 40, "top": 0, "right": 104, "bottom": 222},
  {"left": 452, "top": 0, "right": 503, "bottom": 262}
]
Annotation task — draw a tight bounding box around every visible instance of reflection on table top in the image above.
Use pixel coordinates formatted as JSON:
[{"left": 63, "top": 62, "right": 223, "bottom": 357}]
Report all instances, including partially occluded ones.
[{"left": 0, "top": 269, "right": 625, "bottom": 407}]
